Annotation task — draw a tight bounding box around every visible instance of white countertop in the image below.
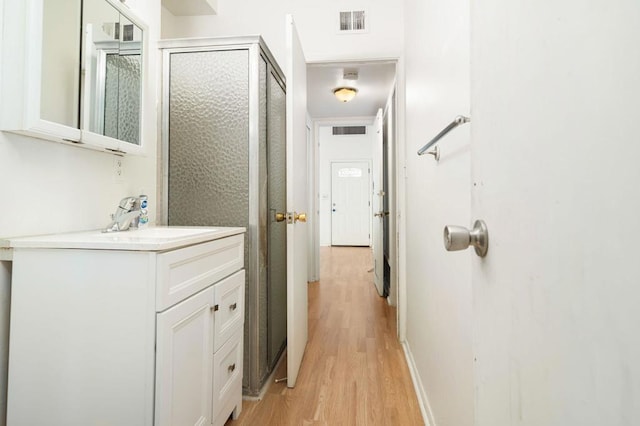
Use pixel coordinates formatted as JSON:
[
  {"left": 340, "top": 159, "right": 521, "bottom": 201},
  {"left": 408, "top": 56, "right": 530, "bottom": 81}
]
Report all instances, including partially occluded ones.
[{"left": 0, "top": 226, "right": 245, "bottom": 252}]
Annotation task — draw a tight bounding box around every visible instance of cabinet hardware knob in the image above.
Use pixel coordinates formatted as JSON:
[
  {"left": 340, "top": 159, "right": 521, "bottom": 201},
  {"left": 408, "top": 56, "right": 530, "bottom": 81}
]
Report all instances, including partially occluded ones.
[
  {"left": 212, "top": 304, "right": 219, "bottom": 312},
  {"left": 229, "top": 303, "right": 237, "bottom": 310},
  {"left": 228, "top": 363, "right": 236, "bottom": 373}
]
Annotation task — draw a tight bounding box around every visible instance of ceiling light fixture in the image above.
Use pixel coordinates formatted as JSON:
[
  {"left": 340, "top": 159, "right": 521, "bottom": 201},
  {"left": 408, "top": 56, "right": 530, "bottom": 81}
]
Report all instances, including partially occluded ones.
[{"left": 333, "top": 86, "right": 358, "bottom": 103}]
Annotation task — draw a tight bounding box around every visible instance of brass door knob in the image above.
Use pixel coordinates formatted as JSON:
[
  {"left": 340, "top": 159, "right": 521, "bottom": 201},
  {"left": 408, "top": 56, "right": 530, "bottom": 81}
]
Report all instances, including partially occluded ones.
[
  {"left": 294, "top": 212, "right": 307, "bottom": 223},
  {"left": 275, "top": 212, "right": 286, "bottom": 222}
]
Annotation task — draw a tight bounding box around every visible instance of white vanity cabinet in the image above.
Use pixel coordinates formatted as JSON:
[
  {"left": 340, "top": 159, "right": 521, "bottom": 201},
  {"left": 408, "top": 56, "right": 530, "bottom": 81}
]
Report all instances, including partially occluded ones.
[
  {"left": 4, "top": 227, "right": 245, "bottom": 426},
  {"left": 155, "top": 244, "right": 245, "bottom": 426}
]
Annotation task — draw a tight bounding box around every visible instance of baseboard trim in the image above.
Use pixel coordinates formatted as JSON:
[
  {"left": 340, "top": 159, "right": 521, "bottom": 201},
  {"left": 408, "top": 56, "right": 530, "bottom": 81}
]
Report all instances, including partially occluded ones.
[{"left": 402, "top": 340, "right": 436, "bottom": 426}]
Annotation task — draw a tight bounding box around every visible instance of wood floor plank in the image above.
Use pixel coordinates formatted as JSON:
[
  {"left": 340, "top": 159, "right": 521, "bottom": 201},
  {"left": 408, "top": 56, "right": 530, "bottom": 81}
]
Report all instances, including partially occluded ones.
[{"left": 227, "top": 247, "right": 424, "bottom": 426}]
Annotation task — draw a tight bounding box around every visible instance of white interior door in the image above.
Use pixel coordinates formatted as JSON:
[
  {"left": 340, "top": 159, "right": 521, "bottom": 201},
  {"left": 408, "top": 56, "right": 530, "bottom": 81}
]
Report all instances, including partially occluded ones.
[
  {"left": 472, "top": 2, "right": 640, "bottom": 424},
  {"left": 371, "top": 109, "right": 384, "bottom": 295},
  {"left": 285, "top": 15, "right": 308, "bottom": 388},
  {"left": 331, "top": 161, "right": 371, "bottom": 246}
]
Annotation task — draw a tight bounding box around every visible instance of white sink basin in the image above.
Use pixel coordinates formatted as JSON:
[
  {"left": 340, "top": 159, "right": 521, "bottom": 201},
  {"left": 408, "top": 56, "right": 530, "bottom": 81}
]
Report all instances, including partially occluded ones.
[
  {"left": 98, "top": 226, "right": 216, "bottom": 239},
  {"left": 4, "top": 226, "right": 245, "bottom": 251}
]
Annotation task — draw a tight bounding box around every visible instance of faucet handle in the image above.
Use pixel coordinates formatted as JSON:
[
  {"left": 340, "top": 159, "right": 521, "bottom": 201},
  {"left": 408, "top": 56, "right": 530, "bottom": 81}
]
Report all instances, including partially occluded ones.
[{"left": 118, "top": 196, "right": 137, "bottom": 211}]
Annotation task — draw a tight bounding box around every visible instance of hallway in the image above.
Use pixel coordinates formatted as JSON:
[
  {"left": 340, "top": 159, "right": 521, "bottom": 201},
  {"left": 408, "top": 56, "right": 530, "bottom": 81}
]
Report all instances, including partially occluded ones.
[{"left": 229, "top": 247, "right": 423, "bottom": 425}]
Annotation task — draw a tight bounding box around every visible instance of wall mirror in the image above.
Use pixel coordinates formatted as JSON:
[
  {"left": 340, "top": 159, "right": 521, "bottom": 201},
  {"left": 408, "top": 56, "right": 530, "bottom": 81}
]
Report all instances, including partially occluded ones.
[
  {"left": 1, "top": 0, "right": 145, "bottom": 153},
  {"left": 82, "top": 0, "right": 144, "bottom": 147},
  {"left": 41, "top": 0, "right": 82, "bottom": 132}
]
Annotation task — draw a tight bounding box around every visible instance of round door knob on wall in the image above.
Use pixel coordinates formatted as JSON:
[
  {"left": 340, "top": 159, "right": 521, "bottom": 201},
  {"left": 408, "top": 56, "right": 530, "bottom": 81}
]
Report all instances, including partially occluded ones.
[{"left": 443, "top": 220, "right": 489, "bottom": 257}]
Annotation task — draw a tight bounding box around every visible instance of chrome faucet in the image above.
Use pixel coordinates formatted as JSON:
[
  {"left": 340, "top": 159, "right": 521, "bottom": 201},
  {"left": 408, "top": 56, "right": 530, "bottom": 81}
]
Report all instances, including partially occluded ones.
[{"left": 103, "top": 196, "right": 142, "bottom": 233}]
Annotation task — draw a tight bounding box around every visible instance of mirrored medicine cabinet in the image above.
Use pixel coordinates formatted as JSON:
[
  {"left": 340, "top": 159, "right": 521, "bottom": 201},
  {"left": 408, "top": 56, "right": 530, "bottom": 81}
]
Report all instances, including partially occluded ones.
[{"left": 0, "top": 0, "right": 147, "bottom": 155}]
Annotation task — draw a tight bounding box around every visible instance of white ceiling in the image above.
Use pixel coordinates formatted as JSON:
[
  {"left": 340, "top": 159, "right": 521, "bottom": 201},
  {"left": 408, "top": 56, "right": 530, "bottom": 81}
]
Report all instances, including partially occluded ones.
[
  {"left": 162, "top": 0, "right": 217, "bottom": 16},
  {"left": 306, "top": 61, "right": 397, "bottom": 120}
]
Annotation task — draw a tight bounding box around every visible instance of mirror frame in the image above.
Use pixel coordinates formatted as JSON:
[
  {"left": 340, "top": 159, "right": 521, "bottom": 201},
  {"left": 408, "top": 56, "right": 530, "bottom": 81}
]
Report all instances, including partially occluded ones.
[{"left": 80, "top": 0, "right": 148, "bottom": 155}]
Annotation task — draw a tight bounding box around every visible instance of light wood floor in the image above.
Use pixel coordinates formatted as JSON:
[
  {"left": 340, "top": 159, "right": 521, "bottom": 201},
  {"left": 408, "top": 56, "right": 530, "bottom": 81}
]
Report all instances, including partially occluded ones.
[{"left": 227, "top": 246, "right": 424, "bottom": 425}]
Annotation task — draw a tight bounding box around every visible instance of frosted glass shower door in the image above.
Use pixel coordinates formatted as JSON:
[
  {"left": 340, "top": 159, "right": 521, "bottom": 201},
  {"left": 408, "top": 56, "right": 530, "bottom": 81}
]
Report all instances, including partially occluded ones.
[
  {"left": 267, "top": 67, "right": 287, "bottom": 369},
  {"left": 167, "top": 49, "right": 250, "bottom": 228}
]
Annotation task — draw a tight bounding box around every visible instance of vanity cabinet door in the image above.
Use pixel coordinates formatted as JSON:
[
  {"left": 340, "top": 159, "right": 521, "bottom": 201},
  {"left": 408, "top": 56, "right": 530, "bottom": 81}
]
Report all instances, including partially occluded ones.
[{"left": 155, "top": 285, "right": 215, "bottom": 426}]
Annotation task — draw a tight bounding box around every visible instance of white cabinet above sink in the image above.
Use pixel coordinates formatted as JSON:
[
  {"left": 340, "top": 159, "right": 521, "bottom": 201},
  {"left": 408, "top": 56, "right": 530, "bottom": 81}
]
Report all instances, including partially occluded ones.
[{"left": 0, "top": 0, "right": 149, "bottom": 155}]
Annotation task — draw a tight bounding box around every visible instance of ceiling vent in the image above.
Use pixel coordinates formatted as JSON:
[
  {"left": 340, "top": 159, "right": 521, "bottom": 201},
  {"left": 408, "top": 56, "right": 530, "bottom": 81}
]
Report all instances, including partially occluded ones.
[
  {"left": 343, "top": 69, "right": 359, "bottom": 80},
  {"left": 338, "top": 10, "right": 367, "bottom": 33},
  {"left": 333, "top": 126, "right": 367, "bottom": 136}
]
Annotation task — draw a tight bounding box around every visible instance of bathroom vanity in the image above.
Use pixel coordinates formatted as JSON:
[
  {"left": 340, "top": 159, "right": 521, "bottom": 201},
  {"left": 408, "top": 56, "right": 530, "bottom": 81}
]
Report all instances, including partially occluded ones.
[{"left": 3, "top": 226, "right": 245, "bottom": 426}]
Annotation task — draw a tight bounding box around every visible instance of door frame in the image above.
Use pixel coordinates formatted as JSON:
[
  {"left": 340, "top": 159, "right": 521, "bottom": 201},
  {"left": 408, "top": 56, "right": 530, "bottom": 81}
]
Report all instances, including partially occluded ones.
[
  {"left": 372, "top": 109, "right": 384, "bottom": 296},
  {"left": 382, "top": 88, "right": 398, "bottom": 307},
  {"left": 307, "top": 58, "right": 404, "bottom": 339}
]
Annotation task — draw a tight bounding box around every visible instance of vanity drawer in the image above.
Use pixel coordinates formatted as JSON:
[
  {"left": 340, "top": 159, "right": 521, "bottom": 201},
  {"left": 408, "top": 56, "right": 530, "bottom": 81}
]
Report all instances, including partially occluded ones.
[
  {"left": 212, "top": 330, "right": 243, "bottom": 420},
  {"left": 156, "top": 234, "right": 243, "bottom": 311},
  {"left": 214, "top": 270, "right": 245, "bottom": 351}
]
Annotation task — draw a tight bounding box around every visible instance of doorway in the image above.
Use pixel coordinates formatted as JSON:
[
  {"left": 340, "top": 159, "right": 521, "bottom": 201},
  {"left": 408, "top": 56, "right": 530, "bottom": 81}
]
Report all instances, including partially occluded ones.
[{"left": 307, "top": 59, "right": 398, "bottom": 307}]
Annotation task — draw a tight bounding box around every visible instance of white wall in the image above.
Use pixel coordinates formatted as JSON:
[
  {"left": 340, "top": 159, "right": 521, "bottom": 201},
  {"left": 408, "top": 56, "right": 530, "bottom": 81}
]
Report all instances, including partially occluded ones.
[
  {"left": 318, "top": 124, "right": 373, "bottom": 246},
  {"left": 161, "top": 0, "right": 403, "bottom": 66},
  {"left": 402, "top": 0, "right": 473, "bottom": 425},
  {"left": 0, "top": 0, "right": 161, "bottom": 424}
]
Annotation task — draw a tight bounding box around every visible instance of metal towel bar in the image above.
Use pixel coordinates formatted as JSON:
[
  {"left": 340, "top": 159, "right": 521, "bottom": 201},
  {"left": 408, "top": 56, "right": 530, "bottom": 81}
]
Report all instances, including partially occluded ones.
[{"left": 417, "top": 115, "right": 470, "bottom": 156}]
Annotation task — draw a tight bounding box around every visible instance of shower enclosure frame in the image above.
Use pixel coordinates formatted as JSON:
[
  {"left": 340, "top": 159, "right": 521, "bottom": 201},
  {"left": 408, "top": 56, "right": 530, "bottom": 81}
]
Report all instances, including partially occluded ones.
[{"left": 159, "top": 36, "right": 287, "bottom": 396}]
